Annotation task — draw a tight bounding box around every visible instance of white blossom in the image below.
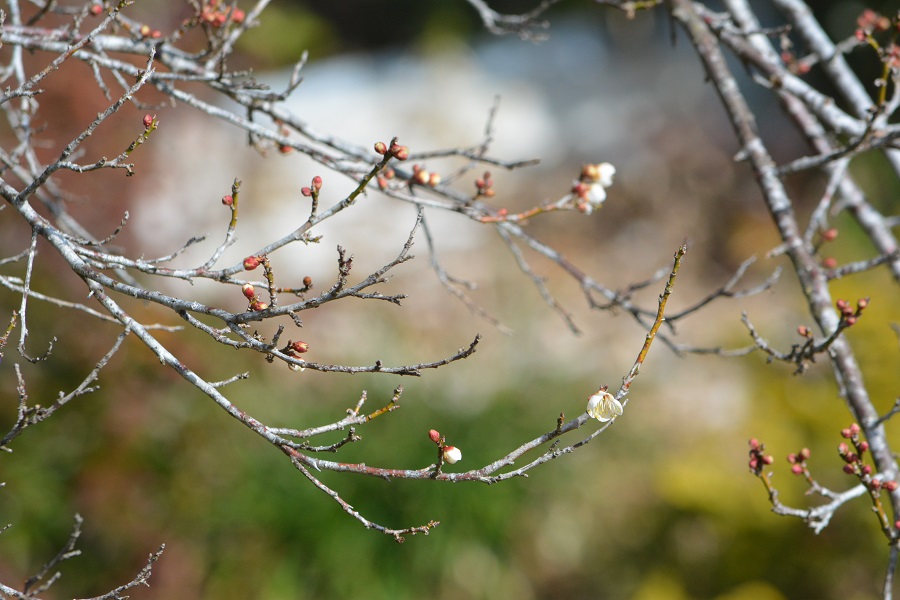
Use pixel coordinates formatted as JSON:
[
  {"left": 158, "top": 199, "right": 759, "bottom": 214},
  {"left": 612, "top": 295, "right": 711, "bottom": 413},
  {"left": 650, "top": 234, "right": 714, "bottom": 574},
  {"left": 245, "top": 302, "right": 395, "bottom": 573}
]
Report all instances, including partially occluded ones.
[{"left": 586, "top": 390, "right": 623, "bottom": 422}]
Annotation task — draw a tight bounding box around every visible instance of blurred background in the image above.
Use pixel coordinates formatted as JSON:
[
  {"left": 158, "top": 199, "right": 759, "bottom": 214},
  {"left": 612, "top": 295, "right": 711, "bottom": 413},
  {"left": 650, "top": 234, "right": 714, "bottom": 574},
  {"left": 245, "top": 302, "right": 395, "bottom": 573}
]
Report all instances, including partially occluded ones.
[{"left": 1, "top": 1, "right": 899, "bottom": 598}]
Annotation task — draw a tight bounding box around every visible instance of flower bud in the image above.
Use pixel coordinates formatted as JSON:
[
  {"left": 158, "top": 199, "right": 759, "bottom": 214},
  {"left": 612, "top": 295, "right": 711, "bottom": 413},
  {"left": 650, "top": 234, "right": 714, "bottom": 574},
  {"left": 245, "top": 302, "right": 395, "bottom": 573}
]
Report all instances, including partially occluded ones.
[
  {"left": 303, "top": 276, "right": 312, "bottom": 287},
  {"left": 222, "top": 195, "right": 233, "bottom": 206},
  {"left": 412, "top": 168, "right": 431, "bottom": 186},
  {"left": 442, "top": 445, "right": 462, "bottom": 464},
  {"left": 857, "top": 297, "right": 868, "bottom": 310},
  {"left": 243, "top": 256, "right": 261, "bottom": 271},
  {"left": 389, "top": 143, "right": 409, "bottom": 161},
  {"left": 89, "top": 4, "right": 103, "bottom": 16},
  {"left": 142, "top": 114, "right": 154, "bottom": 128},
  {"left": 242, "top": 283, "right": 256, "bottom": 300},
  {"left": 374, "top": 141, "right": 388, "bottom": 155},
  {"left": 290, "top": 340, "right": 309, "bottom": 354},
  {"left": 301, "top": 187, "right": 312, "bottom": 197},
  {"left": 791, "top": 464, "right": 803, "bottom": 475},
  {"left": 884, "top": 480, "right": 899, "bottom": 492},
  {"left": 428, "top": 172, "right": 442, "bottom": 187},
  {"left": 428, "top": 429, "right": 441, "bottom": 444},
  {"left": 822, "top": 228, "right": 838, "bottom": 242},
  {"left": 249, "top": 300, "right": 268, "bottom": 311},
  {"left": 312, "top": 176, "right": 323, "bottom": 192}
]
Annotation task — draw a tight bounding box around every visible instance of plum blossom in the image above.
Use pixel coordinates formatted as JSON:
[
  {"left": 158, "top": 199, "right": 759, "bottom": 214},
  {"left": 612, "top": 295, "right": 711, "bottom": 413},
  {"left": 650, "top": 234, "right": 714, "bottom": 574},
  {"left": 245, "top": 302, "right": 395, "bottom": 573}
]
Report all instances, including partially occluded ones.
[{"left": 586, "top": 390, "right": 623, "bottom": 422}]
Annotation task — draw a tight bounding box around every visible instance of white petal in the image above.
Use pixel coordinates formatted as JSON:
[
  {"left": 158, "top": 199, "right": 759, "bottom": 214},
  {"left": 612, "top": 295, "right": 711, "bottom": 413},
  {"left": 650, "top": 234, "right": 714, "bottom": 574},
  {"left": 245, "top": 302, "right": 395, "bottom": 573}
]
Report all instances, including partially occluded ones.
[
  {"left": 586, "top": 391, "right": 623, "bottom": 422},
  {"left": 587, "top": 183, "right": 607, "bottom": 206},
  {"left": 597, "top": 162, "right": 616, "bottom": 187}
]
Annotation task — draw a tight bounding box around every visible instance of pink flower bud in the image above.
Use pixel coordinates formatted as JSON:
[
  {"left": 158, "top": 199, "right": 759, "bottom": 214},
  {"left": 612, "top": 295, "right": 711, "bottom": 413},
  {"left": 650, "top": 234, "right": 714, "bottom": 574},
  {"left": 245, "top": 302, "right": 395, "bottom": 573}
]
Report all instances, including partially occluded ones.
[
  {"left": 143, "top": 114, "right": 154, "bottom": 128},
  {"left": 749, "top": 438, "right": 760, "bottom": 450},
  {"left": 799, "top": 448, "right": 811, "bottom": 460},
  {"left": 428, "top": 172, "right": 442, "bottom": 187},
  {"left": 850, "top": 423, "right": 861, "bottom": 436},
  {"left": 762, "top": 455, "right": 774, "bottom": 465},
  {"left": 389, "top": 143, "right": 409, "bottom": 161},
  {"left": 249, "top": 300, "right": 268, "bottom": 311},
  {"left": 884, "top": 480, "right": 899, "bottom": 492},
  {"left": 822, "top": 228, "right": 838, "bottom": 242},
  {"left": 862, "top": 465, "right": 872, "bottom": 475},
  {"left": 843, "top": 464, "right": 855, "bottom": 474},
  {"left": 243, "top": 256, "right": 261, "bottom": 271},
  {"left": 823, "top": 257, "right": 838, "bottom": 269},
  {"left": 290, "top": 340, "right": 309, "bottom": 354},
  {"left": 428, "top": 429, "right": 441, "bottom": 444},
  {"left": 857, "top": 298, "right": 869, "bottom": 310},
  {"left": 301, "top": 187, "right": 312, "bottom": 197},
  {"left": 791, "top": 464, "right": 803, "bottom": 475},
  {"left": 242, "top": 283, "right": 256, "bottom": 300},
  {"left": 312, "top": 176, "right": 322, "bottom": 192},
  {"left": 412, "top": 169, "right": 430, "bottom": 186},
  {"left": 89, "top": 4, "right": 103, "bottom": 16},
  {"left": 231, "top": 8, "right": 246, "bottom": 24},
  {"left": 222, "top": 195, "right": 233, "bottom": 206},
  {"left": 374, "top": 141, "right": 388, "bottom": 155}
]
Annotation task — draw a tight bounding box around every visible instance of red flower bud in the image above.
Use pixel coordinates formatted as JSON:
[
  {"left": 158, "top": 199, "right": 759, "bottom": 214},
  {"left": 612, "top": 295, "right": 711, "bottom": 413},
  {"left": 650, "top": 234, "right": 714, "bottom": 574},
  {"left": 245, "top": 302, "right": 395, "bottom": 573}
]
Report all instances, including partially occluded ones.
[
  {"left": 843, "top": 464, "right": 855, "bottom": 474},
  {"left": 222, "top": 195, "right": 233, "bottom": 206},
  {"left": 374, "top": 141, "right": 388, "bottom": 155},
  {"left": 823, "top": 257, "right": 838, "bottom": 269},
  {"left": 242, "top": 283, "right": 256, "bottom": 300},
  {"left": 143, "top": 114, "right": 154, "bottom": 128},
  {"left": 89, "top": 4, "right": 103, "bottom": 16},
  {"left": 301, "top": 187, "right": 312, "bottom": 197},
  {"left": 389, "top": 143, "right": 409, "bottom": 161},
  {"left": 231, "top": 8, "right": 246, "bottom": 24},
  {"left": 884, "top": 480, "right": 899, "bottom": 492},
  {"left": 312, "top": 176, "right": 323, "bottom": 192},
  {"left": 791, "top": 464, "right": 803, "bottom": 475},
  {"left": 249, "top": 300, "right": 268, "bottom": 311},
  {"left": 822, "top": 228, "right": 838, "bottom": 242},
  {"left": 428, "top": 429, "right": 441, "bottom": 444},
  {"left": 243, "top": 256, "right": 261, "bottom": 271},
  {"left": 290, "top": 340, "right": 309, "bottom": 354}
]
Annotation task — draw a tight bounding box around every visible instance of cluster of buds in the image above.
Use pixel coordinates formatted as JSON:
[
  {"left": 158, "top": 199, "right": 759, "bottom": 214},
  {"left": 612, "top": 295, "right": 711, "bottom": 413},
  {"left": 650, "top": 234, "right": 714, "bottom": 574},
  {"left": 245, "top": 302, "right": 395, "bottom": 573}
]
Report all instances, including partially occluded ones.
[
  {"left": 301, "top": 176, "right": 323, "bottom": 197},
  {"left": 748, "top": 438, "right": 774, "bottom": 476},
  {"left": 428, "top": 429, "right": 462, "bottom": 465},
  {"left": 786, "top": 447, "right": 811, "bottom": 476},
  {"left": 411, "top": 164, "right": 441, "bottom": 187},
  {"left": 855, "top": 9, "right": 892, "bottom": 41},
  {"left": 139, "top": 24, "right": 163, "bottom": 39},
  {"left": 838, "top": 423, "right": 898, "bottom": 495},
  {"left": 241, "top": 283, "right": 268, "bottom": 311},
  {"left": 282, "top": 340, "right": 309, "bottom": 372},
  {"left": 200, "top": 0, "right": 246, "bottom": 28},
  {"left": 586, "top": 388, "right": 623, "bottom": 423},
  {"left": 836, "top": 297, "right": 868, "bottom": 327},
  {"left": 374, "top": 139, "right": 409, "bottom": 161},
  {"left": 376, "top": 167, "right": 396, "bottom": 190},
  {"left": 572, "top": 162, "right": 615, "bottom": 215},
  {"left": 474, "top": 171, "right": 495, "bottom": 198}
]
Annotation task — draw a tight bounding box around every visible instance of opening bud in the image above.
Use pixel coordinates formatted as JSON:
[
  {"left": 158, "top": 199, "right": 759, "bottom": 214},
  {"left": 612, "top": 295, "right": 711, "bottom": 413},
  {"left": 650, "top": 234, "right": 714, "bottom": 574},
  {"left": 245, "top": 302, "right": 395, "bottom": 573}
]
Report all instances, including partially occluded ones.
[{"left": 442, "top": 445, "right": 462, "bottom": 464}]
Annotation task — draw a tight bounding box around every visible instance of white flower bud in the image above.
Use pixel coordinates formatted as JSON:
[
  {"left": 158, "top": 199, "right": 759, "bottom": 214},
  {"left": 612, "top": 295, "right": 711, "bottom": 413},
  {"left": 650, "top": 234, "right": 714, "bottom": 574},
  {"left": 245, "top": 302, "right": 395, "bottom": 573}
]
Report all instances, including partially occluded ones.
[{"left": 442, "top": 445, "right": 462, "bottom": 464}]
